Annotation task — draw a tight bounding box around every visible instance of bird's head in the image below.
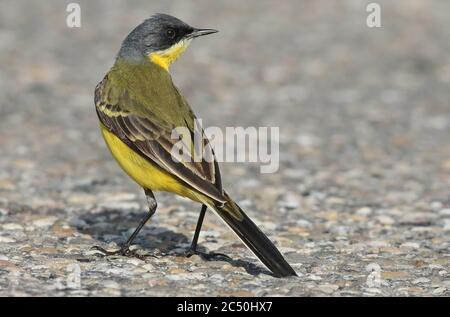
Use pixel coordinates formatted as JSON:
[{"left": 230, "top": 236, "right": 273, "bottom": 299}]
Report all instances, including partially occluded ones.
[{"left": 117, "top": 14, "right": 218, "bottom": 70}]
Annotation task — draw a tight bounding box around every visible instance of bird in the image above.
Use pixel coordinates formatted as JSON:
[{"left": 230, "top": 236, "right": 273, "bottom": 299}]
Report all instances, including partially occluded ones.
[{"left": 94, "top": 13, "right": 297, "bottom": 278}]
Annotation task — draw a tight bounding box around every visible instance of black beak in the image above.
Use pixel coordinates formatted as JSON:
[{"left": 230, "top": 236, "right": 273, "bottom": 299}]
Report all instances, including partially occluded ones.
[{"left": 187, "top": 28, "right": 218, "bottom": 39}]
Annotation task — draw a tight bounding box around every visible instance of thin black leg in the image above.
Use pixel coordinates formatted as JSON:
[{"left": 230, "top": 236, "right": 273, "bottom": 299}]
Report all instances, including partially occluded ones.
[
  {"left": 186, "top": 204, "right": 231, "bottom": 261},
  {"left": 92, "top": 189, "right": 157, "bottom": 257},
  {"left": 187, "top": 204, "right": 207, "bottom": 254},
  {"left": 123, "top": 189, "right": 156, "bottom": 248}
]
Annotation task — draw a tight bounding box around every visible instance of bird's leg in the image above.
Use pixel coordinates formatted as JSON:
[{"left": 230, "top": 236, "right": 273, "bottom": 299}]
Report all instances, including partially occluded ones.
[
  {"left": 186, "top": 204, "right": 231, "bottom": 261},
  {"left": 186, "top": 204, "right": 207, "bottom": 256},
  {"left": 92, "top": 189, "right": 157, "bottom": 258}
]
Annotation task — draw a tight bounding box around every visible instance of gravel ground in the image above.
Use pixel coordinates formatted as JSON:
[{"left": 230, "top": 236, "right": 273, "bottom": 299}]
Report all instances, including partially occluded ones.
[{"left": 1, "top": 0, "right": 450, "bottom": 296}]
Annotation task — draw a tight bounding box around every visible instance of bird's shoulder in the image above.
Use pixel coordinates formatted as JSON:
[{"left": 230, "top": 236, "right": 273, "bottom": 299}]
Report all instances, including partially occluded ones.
[{"left": 96, "top": 60, "right": 193, "bottom": 127}]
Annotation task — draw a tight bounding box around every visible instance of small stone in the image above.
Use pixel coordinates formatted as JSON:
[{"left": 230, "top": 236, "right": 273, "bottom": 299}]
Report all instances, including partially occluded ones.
[
  {"left": 326, "top": 197, "right": 346, "bottom": 205},
  {"left": 296, "top": 134, "right": 321, "bottom": 148},
  {"left": 399, "top": 213, "right": 435, "bottom": 226},
  {"left": 364, "top": 288, "right": 383, "bottom": 295},
  {"left": 85, "top": 249, "right": 105, "bottom": 256},
  {"left": 412, "top": 278, "right": 430, "bottom": 285},
  {"left": 369, "top": 240, "right": 390, "bottom": 248},
  {"left": 127, "top": 258, "right": 144, "bottom": 266},
  {"left": 323, "top": 210, "right": 339, "bottom": 221},
  {"left": 109, "top": 193, "right": 137, "bottom": 202},
  {"left": 307, "top": 274, "right": 322, "bottom": 281},
  {"left": 433, "top": 287, "right": 447, "bottom": 295},
  {"left": 428, "top": 264, "right": 444, "bottom": 270},
  {"left": 439, "top": 208, "right": 450, "bottom": 216},
  {"left": 376, "top": 215, "right": 395, "bottom": 225},
  {"left": 0, "top": 237, "right": 16, "bottom": 243},
  {"left": 189, "top": 254, "right": 203, "bottom": 264},
  {"left": 52, "top": 224, "right": 76, "bottom": 237},
  {"left": 103, "top": 281, "right": 120, "bottom": 289},
  {"left": 317, "top": 284, "right": 339, "bottom": 294},
  {"left": 168, "top": 268, "right": 186, "bottom": 274},
  {"left": 142, "top": 264, "right": 155, "bottom": 272},
  {"left": 400, "top": 242, "right": 421, "bottom": 249},
  {"left": 2, "top": 223, "right": 24, "bottom": 230},
  {"left": 210, "top": 274, "right": 225, "bottom": 282},
  {"left": 147, "top": 277, "right": 166, "bottom": 287},
  {"left": 32, "top": 216, "right": 58, "bottom": 228},
  {"left": 443, "top": 219, "right": 450, "bottom": 231},
  {"left": 166, "top": 272, "right": 203, "bottom": 281},
  {"left": 356, "top": 207, "right": 372, "bottom": 216},
  {"left": 67, "top": 194, "right": 97, "bottom": 205},
  {"left": 430, "top": 201, "right": 443, "bottom": 210},
  {"left": 0, "top": 260, "right": 19, "bottom": 271},
  {"left": 279, "top": 192, "right": 300, "bottom": 209},
  {"left": 296, "top": 219, "right": 313, "bottom": 228},
  {"left": 382, "top": 271, "right": 410, "bottom": 280},
  {"left": 98, "top": 201, "right": 140, "bottom": 212}
]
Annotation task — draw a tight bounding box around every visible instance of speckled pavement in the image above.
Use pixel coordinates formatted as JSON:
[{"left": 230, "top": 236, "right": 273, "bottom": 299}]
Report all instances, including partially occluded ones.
[{"left": 1, "top": 0, "right": 450, "bottom": 296}]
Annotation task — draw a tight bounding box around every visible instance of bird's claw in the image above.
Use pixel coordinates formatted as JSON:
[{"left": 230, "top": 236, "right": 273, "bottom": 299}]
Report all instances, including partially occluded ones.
[{"left": 185, "top": 248, "right": 231, "bottom": 261}]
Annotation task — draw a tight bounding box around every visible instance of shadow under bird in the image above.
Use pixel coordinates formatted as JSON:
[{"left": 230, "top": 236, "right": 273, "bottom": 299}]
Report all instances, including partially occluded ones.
[{"left": 94, "top": 13, "right": 297, "bottom": 277}]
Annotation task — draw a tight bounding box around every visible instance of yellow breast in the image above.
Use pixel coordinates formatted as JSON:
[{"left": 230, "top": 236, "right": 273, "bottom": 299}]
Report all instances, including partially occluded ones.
[{"left": 100, "top": 123, "right": 205, "bottom": 203}]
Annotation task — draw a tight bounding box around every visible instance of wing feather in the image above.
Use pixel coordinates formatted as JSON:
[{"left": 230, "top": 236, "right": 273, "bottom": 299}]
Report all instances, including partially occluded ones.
[{"left": 95, "top": 75, "right": 225, "bottom": 204}]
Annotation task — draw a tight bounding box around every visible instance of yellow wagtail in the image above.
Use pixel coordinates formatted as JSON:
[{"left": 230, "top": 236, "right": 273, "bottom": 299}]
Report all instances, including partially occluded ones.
[{"left": 94, "top": 14, "right": 296, "bottom": 277}]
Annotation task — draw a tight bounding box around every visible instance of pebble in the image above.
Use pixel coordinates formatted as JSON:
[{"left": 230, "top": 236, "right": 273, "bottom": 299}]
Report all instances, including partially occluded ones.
[
  {"left": 307, "top": 274, "right": 322, "bottom": 281},
  {"left": 127, "top": 258, "right": 144, "bottom": 266},
  {"left": 356, "top": 207, "right": 372, "bottom": 216},
  {"left": 430, "top": 202, "right": 443, "bottom": 210},
  {"left": 400, "top": 242, "right": 421, "bottom": 249},
  {"left": 296, "top": 219, "right": 313, "bottom": 228},
  {"left": 317, "top": 284, "right": 339, "bottom": 294},
  {"left": 412, "top": 278, "right": 430, "bottom": 285},
  {"left": 142, "top": 264, "right": 156, "bottom": 272},
  {"left": 279, "top": 192, "right": 300, "bottom": 209},
  {"left": 166, "top": 272, "right": 204, "bottom": 281},
  {"left": 439, "top": 209, "right": 450, "bottom": 216},
  {"left": 433, "top": 287, "right": 447, "bottom": 295},
  {"left": 326, "top": 197, "right": 346, "bottom": 205},
  {"left": 103, "top": 281, "right": 121, "bottom": 289},
  {"left": 98, "top": 201, "right": 141, "bottom": 212},
  {"left": 443, "top": 219, "right": 450, "bottom": 231},
  {"left": 376, "top": 215, "right": 395, "bottom": 225},
  {"left": 108, "top": 193, "right": 138, "bottom": 202},
  {"left": 32, "top": 216, "right": 58, "bottom": 228},
  {"left": 369, "top": 240, "right": 391, "bottom": 248},
  {"left": 2, "top": 223, "right": 24, "bottom": 230},
  {"left": 382, "top": 272, "right": 410, "bottom": 280},
  {"left": 0, "top": 237, "right": 16, "bottom": 243}
]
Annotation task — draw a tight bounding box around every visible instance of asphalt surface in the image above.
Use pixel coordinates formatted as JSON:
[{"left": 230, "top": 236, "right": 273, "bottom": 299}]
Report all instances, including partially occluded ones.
[{"left": 0, "top": 0, "right": 450, "bottom": 296}]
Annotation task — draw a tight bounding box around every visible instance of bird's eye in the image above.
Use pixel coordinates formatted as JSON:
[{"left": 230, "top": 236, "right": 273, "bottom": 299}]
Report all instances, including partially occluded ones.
[{"left": 166, "top": 28, "right": 176, "bottom": 39}]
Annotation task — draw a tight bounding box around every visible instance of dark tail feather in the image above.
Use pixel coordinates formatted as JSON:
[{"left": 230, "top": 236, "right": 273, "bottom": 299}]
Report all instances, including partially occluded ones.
[{"left": 211, "top": 194, "right": 297, "bottom": 278}]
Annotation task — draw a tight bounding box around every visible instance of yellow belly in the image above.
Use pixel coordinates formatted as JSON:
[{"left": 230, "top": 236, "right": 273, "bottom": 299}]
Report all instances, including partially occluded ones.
[{"left": 100, "top": 123, "right": 204, "bottom": 203}]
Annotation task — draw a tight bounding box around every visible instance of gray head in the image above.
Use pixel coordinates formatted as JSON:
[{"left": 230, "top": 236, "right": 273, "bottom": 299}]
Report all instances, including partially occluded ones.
[{"left": 117, "top": 14, "right": 218, "bottom": 64}]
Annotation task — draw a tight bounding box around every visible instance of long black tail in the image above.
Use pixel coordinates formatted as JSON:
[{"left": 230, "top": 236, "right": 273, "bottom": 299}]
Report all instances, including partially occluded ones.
[{"left": 210, "top": 193, "right": 297, "bottom": 278}]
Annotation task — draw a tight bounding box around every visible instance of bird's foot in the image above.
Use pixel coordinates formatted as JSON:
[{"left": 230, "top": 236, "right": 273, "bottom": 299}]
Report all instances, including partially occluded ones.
[
  {"left": 91, "top": 245, "right": 150, "bottom": 260},
  {"left": 185, "top": 248, "right": 231, "bottom": 261}
]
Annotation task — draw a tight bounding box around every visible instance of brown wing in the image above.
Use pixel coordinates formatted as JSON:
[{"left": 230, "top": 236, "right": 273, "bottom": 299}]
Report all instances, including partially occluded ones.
[{"left": 95, "top": 75, "right": 225, "bottom": 204}]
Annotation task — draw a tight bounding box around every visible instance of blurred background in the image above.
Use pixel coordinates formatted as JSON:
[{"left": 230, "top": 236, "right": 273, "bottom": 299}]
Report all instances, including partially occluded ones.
[{"left": 0, "top": 0, "right": 449, "bottom": 296}]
